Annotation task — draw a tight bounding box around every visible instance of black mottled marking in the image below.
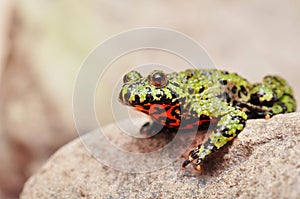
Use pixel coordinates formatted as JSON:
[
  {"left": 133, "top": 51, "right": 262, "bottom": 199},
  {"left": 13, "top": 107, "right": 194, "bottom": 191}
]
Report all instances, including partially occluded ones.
[
  {"left": 186, "top": 72, "right": 194, "bottom": 79},
  {"left": 190, "top": 150, "right": 199, "bottom": 159},
  {"left": 168, "top": 88, "right": 180, "bottom": 102},
  {"left": 221, "top": 71, "right": 229, "bottom": 75},
  {"left": 156, "top": 93, "right": 162, "bottom": 98},
  {"left": 170, "top": 82, "right": 180, "bottom": 87},
  {"left": 132, "top": 95, "right": 140, "bottom": 104},
  {"left": 218, "top": 79, "right": 228, "bottom": 85},
  {"left": 170, "top": 106, "right": 181, "bottom": 119},
  {"left": 217, "top": 126, "right": 231, "bottom": 137},
  {"left": 240, "top": 86, "right": 248, "bottom": 96},
  {"left": 249, "top": 93, "right": 259, "bottom": 105},
  {"left": 271, "top": 76, "right": 284, "bottom": 86},
  {"left": 216, "top": 92, "right": 231, "bottom": 103},
  {"left": 189, "top": 148, "right": 198, "bottom": 155},
  {"left": 127, "top": 84, "right": 134, "bottom": 91},
  {"left": 142, "top": 105, "right": 151, "bottom": 110},
  {"left": 222, "top": 93, "right": 230, "bottom": 103},
  {"left": 188, "top": 88, "right": 194, "bottom": 94},
  {"left": 231, "top": 86, "right": 237, "bottom": 94},
  {"left": 232, "top": 100, "right": 238, "bottom": 106},
  {"left": 199, "top": 86, "right": 205, "bottom": 94},
  {"left": 182, "top": 159, "right": 191, "bottom": 168},
  {"left": 200, "top": 114, "right": 211, "bottom": 120},
  {"left": 277, "top": 102, "right": 288, "bottom": 113},
  {"left": 164, "top": 106, "right": 172, "bottom": 111},
  {"left": 234, "top": 129, "right": 243, "bottom": 136},
  {"left": 231, "top": 115, "right": 246, "bottom": 124},
  {"left": 124, "top": 92, "right": 131, "bottom": 102},
  {"left": 155, "top": 98, "right": 172, "bottom": 105},
  {"left": 145, "top": 94, "right": 154, "bottom": 103},
  {"left": 283, "top": 93, "right": 295, "bottom": 100},
  {"left": 145, "top": 87, "right": 152, "bottom": 92},
  {"left": 238, "top": 90, "right": 242, "bottom": 98},
  {"left": 164, "top": 117, "right": 177, "bottom": 125}
]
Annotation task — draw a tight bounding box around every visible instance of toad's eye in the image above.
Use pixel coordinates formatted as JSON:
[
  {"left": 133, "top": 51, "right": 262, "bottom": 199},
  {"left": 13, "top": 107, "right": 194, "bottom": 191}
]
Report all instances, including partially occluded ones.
[{"left": 148, "top": 71, "right": 168, "bottom": 87}]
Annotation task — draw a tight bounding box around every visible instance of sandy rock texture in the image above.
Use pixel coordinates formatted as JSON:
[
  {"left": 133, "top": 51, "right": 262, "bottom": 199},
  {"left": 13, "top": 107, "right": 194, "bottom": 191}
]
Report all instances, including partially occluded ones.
[{"left": 21, "top": 113, "right": 300, "bottom": 199}]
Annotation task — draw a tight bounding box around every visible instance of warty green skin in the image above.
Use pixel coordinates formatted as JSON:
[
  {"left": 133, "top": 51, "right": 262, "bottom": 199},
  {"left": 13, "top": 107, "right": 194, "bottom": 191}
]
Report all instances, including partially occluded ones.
[{"left": 119, "top": 69, "right": 297, "bottom": 170}]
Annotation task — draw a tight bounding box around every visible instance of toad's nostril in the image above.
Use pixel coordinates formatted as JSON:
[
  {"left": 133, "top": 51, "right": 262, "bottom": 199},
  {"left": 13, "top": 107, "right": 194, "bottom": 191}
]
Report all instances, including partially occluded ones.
[{"left": 123, "top": 74, "right": 130, "bottom": 83}]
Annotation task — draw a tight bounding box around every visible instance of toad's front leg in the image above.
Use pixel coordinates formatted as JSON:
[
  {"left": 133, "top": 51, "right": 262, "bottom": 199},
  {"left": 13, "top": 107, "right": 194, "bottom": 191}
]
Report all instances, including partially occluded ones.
[{"left": 181, "top": 107, "right": 247, "bottom": 171}]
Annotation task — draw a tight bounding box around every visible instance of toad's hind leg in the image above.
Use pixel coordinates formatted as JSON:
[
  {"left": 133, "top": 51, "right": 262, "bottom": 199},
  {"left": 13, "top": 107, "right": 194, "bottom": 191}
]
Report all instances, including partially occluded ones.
[
  {"left": 248, "top": 75, "right": 296, "bottom": 118},
  {"left": 181, "top": 107, "right": 247, "bottom": 170}
]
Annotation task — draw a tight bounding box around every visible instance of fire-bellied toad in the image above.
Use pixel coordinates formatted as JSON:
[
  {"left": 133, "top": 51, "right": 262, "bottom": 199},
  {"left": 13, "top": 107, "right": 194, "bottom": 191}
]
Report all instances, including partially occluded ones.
[{"left": 118, "top": 68, "right": 296, "bottom": 171}]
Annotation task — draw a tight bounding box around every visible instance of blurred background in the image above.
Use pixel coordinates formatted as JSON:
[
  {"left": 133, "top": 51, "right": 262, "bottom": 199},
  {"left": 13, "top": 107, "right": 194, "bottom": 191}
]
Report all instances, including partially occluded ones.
[{"left": 0, "top": 0, "right": 299, "bottom": 198}]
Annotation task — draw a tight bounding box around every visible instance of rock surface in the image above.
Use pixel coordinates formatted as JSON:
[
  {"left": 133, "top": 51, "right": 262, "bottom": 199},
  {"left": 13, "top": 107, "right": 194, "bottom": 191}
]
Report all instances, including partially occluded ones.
[{"left": 21, "top": 113, "right": 300, "bottom": 199}]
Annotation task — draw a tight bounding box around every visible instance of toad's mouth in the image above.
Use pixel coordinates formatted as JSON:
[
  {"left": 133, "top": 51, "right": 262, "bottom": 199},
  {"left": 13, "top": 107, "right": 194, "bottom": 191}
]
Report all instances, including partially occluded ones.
[{"left": 118, "top": 91, "right": 180, "bottom": 107}]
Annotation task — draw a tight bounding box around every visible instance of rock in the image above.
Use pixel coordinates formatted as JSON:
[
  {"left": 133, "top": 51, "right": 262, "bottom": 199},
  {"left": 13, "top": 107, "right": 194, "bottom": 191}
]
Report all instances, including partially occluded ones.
[{"left": 21, "top": 113, "right": 300, "bottom": 199}]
